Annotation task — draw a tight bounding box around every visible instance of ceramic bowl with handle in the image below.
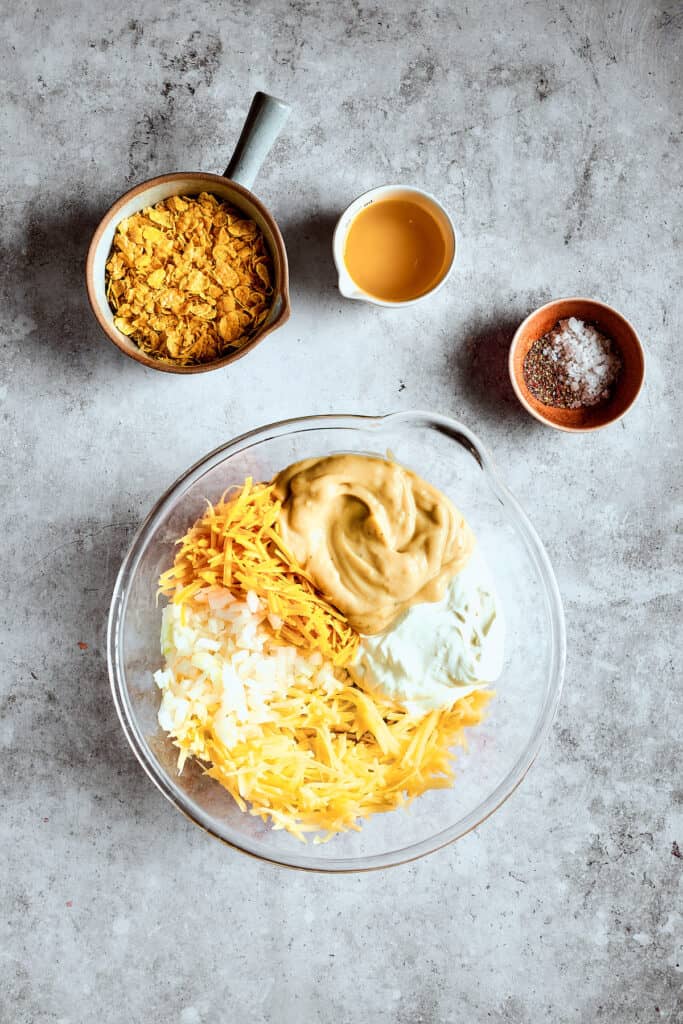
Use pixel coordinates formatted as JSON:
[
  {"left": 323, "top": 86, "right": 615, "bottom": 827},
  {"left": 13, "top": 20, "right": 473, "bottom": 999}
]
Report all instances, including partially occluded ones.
[{"left": 86, "top": 92, "right": 291, "bottom": 374}]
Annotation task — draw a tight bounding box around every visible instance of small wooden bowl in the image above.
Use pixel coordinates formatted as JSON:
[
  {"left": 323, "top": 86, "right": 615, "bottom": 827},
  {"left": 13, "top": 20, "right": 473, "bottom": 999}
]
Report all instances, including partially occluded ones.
[{"left": 509, "top": 298, "right": 645, "bottom": 432}]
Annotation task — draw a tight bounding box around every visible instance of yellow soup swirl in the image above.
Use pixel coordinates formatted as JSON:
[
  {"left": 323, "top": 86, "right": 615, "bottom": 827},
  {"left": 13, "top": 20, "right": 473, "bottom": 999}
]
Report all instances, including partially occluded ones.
[{"left": 273, "top": 454, "right": 474, "bottom": 634}]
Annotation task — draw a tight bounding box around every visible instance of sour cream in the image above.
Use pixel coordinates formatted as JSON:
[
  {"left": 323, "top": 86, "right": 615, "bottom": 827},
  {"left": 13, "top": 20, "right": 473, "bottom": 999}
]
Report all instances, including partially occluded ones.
[{"left": 351, "top": 549, "right": 504, "bottom": 715}]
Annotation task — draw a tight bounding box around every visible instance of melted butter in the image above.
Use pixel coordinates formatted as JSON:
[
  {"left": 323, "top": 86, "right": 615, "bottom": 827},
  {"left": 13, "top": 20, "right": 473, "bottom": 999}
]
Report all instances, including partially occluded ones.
[
  {"left": 273, "top": 455, "right": 475, "bottom": 634},
  {"left": 343, "top": 197, "right": 448, "bottom": 302}
]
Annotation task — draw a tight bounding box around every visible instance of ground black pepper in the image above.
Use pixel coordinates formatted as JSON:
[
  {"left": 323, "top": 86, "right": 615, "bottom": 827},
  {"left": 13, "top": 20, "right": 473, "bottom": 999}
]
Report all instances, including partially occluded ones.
[{"left": 523, "top": 337, "right": 578, "bottom": 408}]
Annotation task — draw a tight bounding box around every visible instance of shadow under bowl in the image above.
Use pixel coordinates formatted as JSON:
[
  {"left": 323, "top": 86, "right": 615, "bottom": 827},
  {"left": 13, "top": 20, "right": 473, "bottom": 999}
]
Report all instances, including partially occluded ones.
[{"left": 509, "top": 297, "right": 645, "bottom": 432}]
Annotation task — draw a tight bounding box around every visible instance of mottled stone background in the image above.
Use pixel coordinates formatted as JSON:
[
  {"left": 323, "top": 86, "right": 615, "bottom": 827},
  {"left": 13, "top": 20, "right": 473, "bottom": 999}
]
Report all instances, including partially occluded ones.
[{"left": 1, "top": 1, "right": 681, "bottom": 1021}]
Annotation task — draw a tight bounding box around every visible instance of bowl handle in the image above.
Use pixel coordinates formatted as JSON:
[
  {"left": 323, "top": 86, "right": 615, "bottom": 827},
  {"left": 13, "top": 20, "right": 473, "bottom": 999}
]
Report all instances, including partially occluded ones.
[{"left": 224, "top": 91, "right": 291, "bottom": 190}]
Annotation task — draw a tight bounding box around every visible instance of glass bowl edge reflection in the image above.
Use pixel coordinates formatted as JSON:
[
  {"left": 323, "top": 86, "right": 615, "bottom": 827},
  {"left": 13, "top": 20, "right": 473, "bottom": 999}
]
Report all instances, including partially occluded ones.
[{"left": 107, "top": 411, "right": 566, "bottom": 871}]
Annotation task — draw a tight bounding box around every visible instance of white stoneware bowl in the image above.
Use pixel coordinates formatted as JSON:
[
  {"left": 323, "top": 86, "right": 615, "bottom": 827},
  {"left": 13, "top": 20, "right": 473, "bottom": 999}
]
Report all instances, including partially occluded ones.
[{"left": 332, "top": 185, "right": 457, "bottom": 307}]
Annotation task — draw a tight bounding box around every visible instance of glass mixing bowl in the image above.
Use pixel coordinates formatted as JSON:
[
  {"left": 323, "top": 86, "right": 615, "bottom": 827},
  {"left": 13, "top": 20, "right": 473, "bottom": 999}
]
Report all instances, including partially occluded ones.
[{"left": 108, "top": 411, "right": 566, "bottom": 871}]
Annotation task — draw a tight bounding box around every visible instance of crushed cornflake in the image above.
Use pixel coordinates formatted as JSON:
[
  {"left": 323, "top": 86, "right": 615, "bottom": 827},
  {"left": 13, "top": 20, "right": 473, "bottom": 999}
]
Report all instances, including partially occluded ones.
[{"left": 105, "top": 192, "right": 273, "bottom": 365}]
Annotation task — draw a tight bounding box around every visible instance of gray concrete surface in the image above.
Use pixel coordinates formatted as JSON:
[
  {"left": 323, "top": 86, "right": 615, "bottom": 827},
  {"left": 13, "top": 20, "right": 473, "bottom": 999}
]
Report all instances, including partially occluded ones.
[{"left": 1, "top": 1, "right": 681, "bottom": 1021}]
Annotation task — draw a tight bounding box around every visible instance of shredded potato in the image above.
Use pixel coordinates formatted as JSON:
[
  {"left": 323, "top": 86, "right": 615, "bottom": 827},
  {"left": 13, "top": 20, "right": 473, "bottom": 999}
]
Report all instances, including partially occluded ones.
[
  {"left": 204, "top": 686, "right": 492, "bottom": 841},
  {"left": 205, "top": 679, "right": 489, "bottom": 839},
  {"left": 156, "top": 601, "right": 492, "bottom": 841}
]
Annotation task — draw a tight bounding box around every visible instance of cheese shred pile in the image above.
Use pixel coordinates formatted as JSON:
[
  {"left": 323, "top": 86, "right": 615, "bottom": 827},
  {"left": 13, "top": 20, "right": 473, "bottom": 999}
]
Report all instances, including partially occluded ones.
[
  {"left": 155, "top": 599, "right": 492, "bottom": 842},
  {"left": 158, "top": 479, "right": 359, "bottom": 667},
  {"left": 155, "top": 477, "right": 492, "bottom": 841},
  {"left": 207, "top": 688, "right": 491, "bottom": 841}
]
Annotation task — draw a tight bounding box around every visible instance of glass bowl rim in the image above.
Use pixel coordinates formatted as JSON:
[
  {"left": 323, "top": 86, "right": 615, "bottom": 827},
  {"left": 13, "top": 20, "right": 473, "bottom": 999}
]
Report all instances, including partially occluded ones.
[{"left": 107, "top": 410, "right": 566, "bottom": 872}]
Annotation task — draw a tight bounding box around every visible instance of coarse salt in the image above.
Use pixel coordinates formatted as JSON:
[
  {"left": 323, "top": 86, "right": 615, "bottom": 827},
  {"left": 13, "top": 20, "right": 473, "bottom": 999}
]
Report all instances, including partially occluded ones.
[{"left": 543, "top": 317, "right": 621, "bottom": 407}]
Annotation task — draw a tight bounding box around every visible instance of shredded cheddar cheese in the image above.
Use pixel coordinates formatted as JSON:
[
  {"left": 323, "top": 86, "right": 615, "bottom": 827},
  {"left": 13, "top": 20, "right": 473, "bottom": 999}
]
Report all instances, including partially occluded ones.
[
  {"left": 155, "top": 601, "right": 492, "bottom": 841},
  {"left": 158, "top": 479, "right": 359, "bottom": 667},
  {"left": 205, "top": 688, "right": 491, "bottom": 841}
]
